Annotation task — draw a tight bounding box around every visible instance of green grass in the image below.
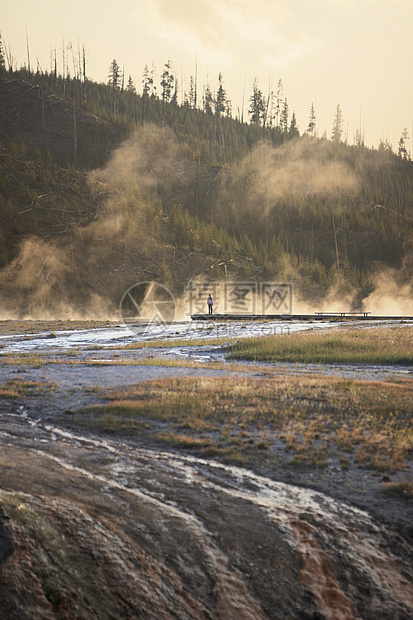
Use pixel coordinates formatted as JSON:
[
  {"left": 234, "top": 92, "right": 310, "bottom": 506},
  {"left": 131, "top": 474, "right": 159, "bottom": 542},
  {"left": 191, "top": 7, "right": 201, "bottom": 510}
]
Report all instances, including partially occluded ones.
[{"left": 229, "top": 326, "right": 413, "bottom": 365}]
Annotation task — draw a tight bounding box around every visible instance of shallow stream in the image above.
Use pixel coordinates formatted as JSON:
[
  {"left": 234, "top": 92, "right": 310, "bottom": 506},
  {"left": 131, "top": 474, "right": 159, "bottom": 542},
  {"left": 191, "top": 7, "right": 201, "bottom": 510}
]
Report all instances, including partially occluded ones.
[{"left": 1, "top": 318, "right": 411, "bottom": 382}]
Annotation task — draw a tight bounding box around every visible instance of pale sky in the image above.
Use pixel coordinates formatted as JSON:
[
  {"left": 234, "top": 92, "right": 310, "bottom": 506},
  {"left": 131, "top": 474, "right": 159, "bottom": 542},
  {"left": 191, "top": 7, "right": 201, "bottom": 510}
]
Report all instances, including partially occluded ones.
[{"left": 3, "top": 0, "right": 413, "bottom": 149}]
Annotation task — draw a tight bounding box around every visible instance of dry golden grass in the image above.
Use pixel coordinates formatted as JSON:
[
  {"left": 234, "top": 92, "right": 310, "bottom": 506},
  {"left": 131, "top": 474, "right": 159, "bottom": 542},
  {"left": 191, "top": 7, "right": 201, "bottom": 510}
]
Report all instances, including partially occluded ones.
[
  {"left": 75, "top": 374, "right": 413, "bottom": 473},
  {"left": 230, "top": 326, "right": 413, "bottom": 365},
  {"left": 381, "top": 480, "right": 413, "bottom": 498},
  {"left": 0, "top": 352, "right": 225, "bottom": 371},
  {"left": 0, "top": 378, "right": 57, "bottom": 398},
  {"left": 0, "top": 319, "right": 114, "bottom": 337}
]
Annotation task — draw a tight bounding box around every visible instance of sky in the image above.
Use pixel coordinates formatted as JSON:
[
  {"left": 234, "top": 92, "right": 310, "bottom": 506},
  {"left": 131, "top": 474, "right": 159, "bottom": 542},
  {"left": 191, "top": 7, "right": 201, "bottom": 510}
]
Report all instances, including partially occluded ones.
[{"left": 3, "top": 0, "right": 413, "bottom": 150}]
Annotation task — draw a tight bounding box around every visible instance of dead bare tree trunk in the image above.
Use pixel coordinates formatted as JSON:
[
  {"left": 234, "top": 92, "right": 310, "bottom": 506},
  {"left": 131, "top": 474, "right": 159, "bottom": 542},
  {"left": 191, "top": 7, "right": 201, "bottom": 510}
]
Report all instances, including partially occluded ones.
[
  {"left": 310, "top": 225, "right": 314, "bottom": 269},
  {"left": 194, "top": 158, "right": 199, "bottom": 217},
  {"left": 53, "top": 48, "right": 57, "bottom": 89},
  {"left": 26, "top": 28, "right": 31, "bottom": 77},
  {"left": 73, "top": 100, "right": 77, "bottom": 169},
  {"left": 265, "top": 184, "right": 269, "bottom": 251},
  {"left": 342, "top": 212, "right": 348, "bottom": 263},
  {"left": 332, "top": 213, "right": 340, "bottom": 271},
  {"left": 82, "top": 45, "right": 87, "bottom": 105},
  {"left": 41, "top": 89, "right": 45, "bottom": 131},
  {"left": 62, "top": 37, "right": 66, "bottom": 97}
]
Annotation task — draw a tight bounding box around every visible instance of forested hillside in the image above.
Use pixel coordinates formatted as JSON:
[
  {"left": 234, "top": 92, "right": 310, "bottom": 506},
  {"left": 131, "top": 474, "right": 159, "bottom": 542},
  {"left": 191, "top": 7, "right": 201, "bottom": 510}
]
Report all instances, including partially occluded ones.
[{"left": 0, "top": 50, "right": 412, "bottom": 317}]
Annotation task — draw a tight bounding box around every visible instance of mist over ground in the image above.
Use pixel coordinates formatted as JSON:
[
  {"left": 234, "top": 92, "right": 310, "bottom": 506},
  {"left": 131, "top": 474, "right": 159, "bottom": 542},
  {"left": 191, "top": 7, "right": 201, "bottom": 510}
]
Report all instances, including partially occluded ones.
[{"left": 0, "top": 126, "right": 412, "bottom": 320}]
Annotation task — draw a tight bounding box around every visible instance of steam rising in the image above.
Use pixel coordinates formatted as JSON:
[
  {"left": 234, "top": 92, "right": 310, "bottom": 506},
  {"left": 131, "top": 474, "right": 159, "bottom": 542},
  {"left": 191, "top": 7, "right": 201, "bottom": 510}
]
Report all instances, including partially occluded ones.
[
  {"left": 363, "top": 260, "right": 413, "bottom": 316},
  {"left": 244, "top": 140, "right": 358, "bottom": 201},
  {"left": 0, "top": 127, "right": 411, "bottom": 320}
]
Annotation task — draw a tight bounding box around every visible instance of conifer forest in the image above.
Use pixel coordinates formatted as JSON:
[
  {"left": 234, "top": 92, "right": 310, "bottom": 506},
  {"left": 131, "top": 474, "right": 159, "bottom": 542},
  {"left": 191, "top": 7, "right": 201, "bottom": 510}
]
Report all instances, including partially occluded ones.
[{"left": 0, "top": 38, "right": 412, "bottom": 317}]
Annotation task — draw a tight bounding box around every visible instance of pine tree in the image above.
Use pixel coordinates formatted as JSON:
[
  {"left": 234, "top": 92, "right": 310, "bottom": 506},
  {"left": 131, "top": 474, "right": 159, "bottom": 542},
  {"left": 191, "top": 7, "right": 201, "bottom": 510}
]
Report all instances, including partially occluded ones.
[
  {"left": 141, "top": 64, "right": 152, "bottom": 122},
  {"left": 275, "top": 79, "right": 283, "bottom": 128},
  {"left": 142, "top": 65, "right": 151, "bottom": 97},
  {"left": 266, "top": 90, "right": 276, "bottom": 128},
  {"left": 215, "top": 73, "right": 227, "bottom": 117},
  {"left": 378, "top": 138, "right": 393, "bottom": 153},
  {"left": 108, "top": 59, "right": 122, "bottom": 90},
  {"left": 331, "top": 104, "right": 344, "bottom": 143},
  {"left": 248, "top": 78, "right": 265, "bottom": 126},
  {"left": 161, "top": 60, "right": 174, "bottom": 105},
  {"left": 398, "top": 127, "right": 410, "bottom": 160},
  {"left": 126, "top": 75, "right": 136, "bottom": 93},
  {"left": 289, "top": 112, "right": 299, "bottom": 138},
  {"left": 188, "top": 75, "right": 197, "bottom": 109},
  {"left": 307, "top": 103, "right": 316, "bottom": 136},
  {"left": 0, "top": 32, "right": 6, "bottom": 75},
  {"left": 108, "top": 59, "right": 122, "bottom": 115},
  {"left": 280, "top": 98, "right": 289, "bottom": 133},
  {"left": 171, "top": 77, "right": 178, "bottom": 105},
  {"left": 150, "top": 62, "right": 157, "bottom": 99},
  {"left": 354, "top": 128, "right": 364, "bottom": 148},
  {"left": 203, "top": 84, "right": 214, "bottom": 115}
]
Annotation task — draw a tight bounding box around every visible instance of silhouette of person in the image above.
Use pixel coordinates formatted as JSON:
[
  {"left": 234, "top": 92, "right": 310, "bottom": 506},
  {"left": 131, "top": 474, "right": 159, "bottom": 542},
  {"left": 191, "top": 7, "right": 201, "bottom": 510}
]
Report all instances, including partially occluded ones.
[{"left": 207, "top": 294, "right": 213, "bottom": 315}]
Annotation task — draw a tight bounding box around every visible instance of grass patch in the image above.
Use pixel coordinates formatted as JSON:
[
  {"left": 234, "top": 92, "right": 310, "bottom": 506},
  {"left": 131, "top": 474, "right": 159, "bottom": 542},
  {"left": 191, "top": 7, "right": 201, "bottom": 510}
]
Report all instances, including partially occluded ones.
[
  {"left": 86, "top": 337, "right": 231, "bottom": 352},
  {"left": 155, "top": 432, "right": 214, "bottom": 449},
  {"left": 0, "top": 352, "right": 224, "bottom": 371},
  {"left": 0, "top": 319, "right": 115, "bottom": 337},
  {"left": 105, "top": 336, "right": 233, "bottom": 350},
  {"left": 381, "top": 480, "right": 413, "bottom": 499},
  {"left": 229, "top": 326, "right": 413, "bottom": 365},
  {"left": 73, "top": 374, "right": 413, "bottom": 474},
  {"left": 0, "top": 353, "right": 48, "bottom": 368},
  {"left": 79, "top": 357, "right": 217, "bottom": 369},
  {"left": 0, "top": 379, "right": 57, "bottom": 398},
  {"left": 73, "top": 404, "right": 155, "bottom": 433}
]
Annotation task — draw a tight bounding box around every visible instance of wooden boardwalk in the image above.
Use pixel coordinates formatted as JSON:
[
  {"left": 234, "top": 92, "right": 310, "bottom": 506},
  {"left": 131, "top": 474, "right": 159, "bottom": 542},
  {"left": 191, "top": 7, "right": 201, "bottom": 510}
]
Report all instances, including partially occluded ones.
[{"left": 191, "top": 313, "right": 413, "bottom": 321}]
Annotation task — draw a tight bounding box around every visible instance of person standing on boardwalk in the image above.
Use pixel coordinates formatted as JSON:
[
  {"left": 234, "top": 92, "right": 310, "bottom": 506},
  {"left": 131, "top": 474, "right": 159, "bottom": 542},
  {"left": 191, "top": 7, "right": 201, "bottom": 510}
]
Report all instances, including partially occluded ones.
[{"left": 207, "top": 294, "right": 214, "bottom": 315}]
